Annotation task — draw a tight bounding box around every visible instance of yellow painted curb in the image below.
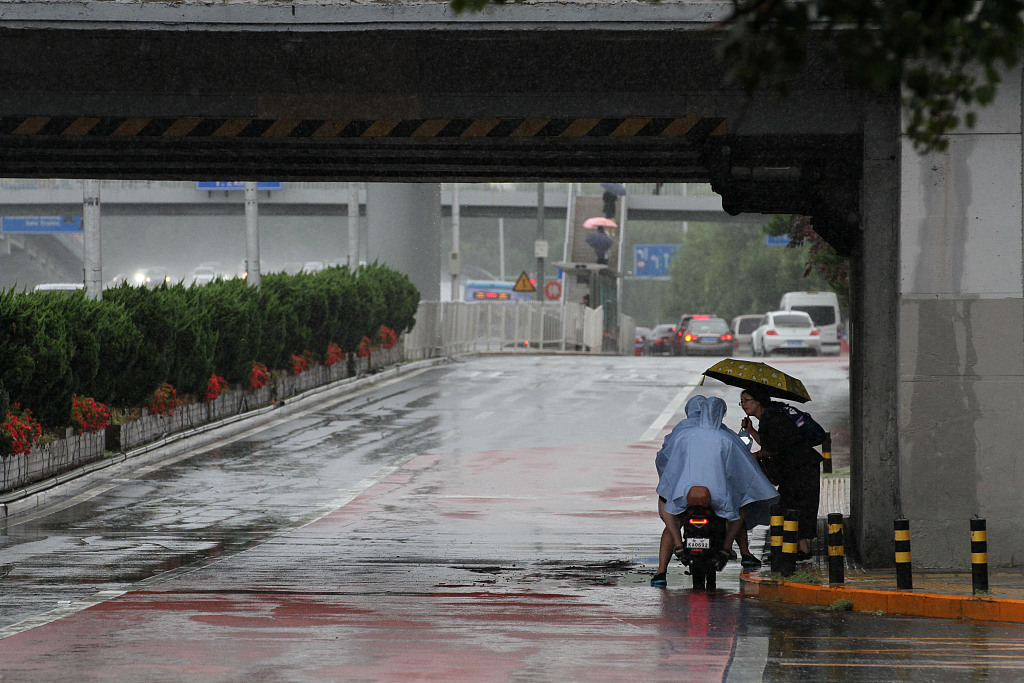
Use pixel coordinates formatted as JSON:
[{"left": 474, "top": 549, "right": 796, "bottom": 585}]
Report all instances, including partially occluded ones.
[{"left": 740, "top": 573, "right": 1024, "bottom": 624}]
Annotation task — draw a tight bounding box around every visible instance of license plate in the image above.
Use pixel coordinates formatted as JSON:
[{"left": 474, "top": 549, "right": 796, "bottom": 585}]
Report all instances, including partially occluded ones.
[
  {"left": 786, "top": 340, "right": 803, "bottom": 346},
  {"left": 700, "top": 337, "right": 717, "bottom": 343},
  {"left": 687, "top": 537, "right": 710, "bottom": 549}
]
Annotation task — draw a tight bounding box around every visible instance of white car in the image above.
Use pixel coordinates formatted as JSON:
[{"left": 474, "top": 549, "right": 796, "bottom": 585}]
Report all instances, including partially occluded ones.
[
  {"left": 730, "top": 314, "right": 764, "bottom": 352},
  {"left": 751, "top": 310, "right": 821, "bottom": 356}
]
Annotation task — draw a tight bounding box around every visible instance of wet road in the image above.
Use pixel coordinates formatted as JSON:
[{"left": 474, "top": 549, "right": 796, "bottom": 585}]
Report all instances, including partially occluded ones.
[{"left": 1, "top": 354, "right": 1023, "bottom": 681}]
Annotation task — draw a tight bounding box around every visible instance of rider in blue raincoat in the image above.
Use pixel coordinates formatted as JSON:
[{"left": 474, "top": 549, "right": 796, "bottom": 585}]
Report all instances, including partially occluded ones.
[{"left": 652, "top": 395, "right": 779, "bottom": 585}]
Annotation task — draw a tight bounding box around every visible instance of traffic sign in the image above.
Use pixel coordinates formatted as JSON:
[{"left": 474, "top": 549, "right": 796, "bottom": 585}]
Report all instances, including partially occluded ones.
[
  {"left": 544, "top": 280, "right": 561, "bottom": 300},
  {"left": 1, "top": 216, "right": 82, "bottom": 233},
  {"left": 633, "top": 244, "right": 681, "bottom": 277},
  {"left": 513, "top": 271, "right": 536, "bottom": 292},
  {"left": 195, "top": 182, "right": 282, "bottom": 191}
]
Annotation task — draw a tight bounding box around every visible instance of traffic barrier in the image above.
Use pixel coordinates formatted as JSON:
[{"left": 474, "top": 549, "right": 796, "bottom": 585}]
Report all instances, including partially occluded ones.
[
  {"left": 894, "top": 518, "right": 913, "bottom": 590},
  {"left": 781, "top": 508, "right": 799, "bottom": 577},
  {"left": 971, "top": 517, "right": 989, "bottom": 594},
  {"left": 821, "top": 433, "right": 833, "bottom": 474},
  {"left": 770, "top": 505, "right": 783, "bottom": 573},
  {"left": 827, "top": 512, "right": 845, "bottom": 584}
]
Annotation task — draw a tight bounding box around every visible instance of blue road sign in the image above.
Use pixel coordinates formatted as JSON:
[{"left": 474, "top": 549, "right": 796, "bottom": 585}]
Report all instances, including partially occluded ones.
[
  {"left": 634, "top": 244, "right": 681, "bottom": 277},
  {"left": 1, "top": 216, "right": 83, "bottom": 233},
  {"left": 196, "top": 182, "right": 282, "bottom": 191},
  {"left": 766, "top": 234, "right": 791, "bottom": 246}
]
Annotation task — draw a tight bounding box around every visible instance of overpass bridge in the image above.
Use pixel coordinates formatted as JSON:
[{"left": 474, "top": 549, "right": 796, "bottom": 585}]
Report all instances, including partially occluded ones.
[{"left": 0, "top": 0, "right": 912, "bottom": 565}]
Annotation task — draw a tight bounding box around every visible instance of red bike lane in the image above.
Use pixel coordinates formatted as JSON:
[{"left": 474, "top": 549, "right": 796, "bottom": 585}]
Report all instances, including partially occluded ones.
[{"left": 0, "top": 437, "right": 742, "bottom": 681}]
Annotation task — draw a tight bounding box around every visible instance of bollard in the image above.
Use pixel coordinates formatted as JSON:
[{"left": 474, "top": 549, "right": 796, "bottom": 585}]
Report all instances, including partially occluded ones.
[
  {"left": 827, "top": 512, "right": 845, "bottom": 584},
  {"left": 781, "top": 508, "right": 799, "bottom": 577},
  {"left": 971, "top": 517, "right": 989, "bottom": 595},
  {"left": 894, "top": 518, "right": 913, "bottom": 590},
  {"left": 770, "top": 505, "right": 784, "bottom": 574},
  {"left": 821, "top": 433, "right": 833, "bottom": 474}
]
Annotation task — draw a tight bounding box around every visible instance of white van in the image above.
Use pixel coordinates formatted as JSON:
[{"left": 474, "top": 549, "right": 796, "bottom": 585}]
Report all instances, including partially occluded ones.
[{"left": 779, "top": 291, "right": 842, "bottom": 355}]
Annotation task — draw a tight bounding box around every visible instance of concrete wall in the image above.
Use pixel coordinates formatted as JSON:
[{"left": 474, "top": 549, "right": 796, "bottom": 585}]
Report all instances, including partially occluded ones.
[{"left": 900, "top": 64, "right": 1024, "bottom": 567}]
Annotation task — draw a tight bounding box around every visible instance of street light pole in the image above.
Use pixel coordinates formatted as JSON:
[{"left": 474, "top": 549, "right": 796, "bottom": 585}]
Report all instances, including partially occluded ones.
[{"left": 244, "top": 181, "right": 261, "bottom": 289}]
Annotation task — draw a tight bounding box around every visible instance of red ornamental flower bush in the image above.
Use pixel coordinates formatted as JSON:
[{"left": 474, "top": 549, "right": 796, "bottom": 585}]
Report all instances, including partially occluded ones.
[
  {"left": 357, "top": 336, "right": 372, "bottom": 358},
  {"left": 290, "top": 352, "right": 310, "bottom": 376},
  {"left": 250, "top": 361, "right": 270, "bottom": 391},
  {"left": 377, "top": 325, "right": 399, "bottom": 350},
  {"left": 324, "top": 342, "right": 344, "bottom": 367},
  {"left": 71, "top": 394, "right": 111, "bottom": 433},
  {"left": 148, "top": 382, "right": 182, "bottom": 416},
  {"left": 204, "top": 373, "right": 228, "bottom": 402},
  {"left": 3, "top": 404, "right": 42, "bottom": 456}
]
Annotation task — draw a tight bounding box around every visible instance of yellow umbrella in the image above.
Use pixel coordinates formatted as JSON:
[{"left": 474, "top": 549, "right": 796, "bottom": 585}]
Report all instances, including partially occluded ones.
[{"left": 701, "top": 358, "right": 811, "bottom": 403}]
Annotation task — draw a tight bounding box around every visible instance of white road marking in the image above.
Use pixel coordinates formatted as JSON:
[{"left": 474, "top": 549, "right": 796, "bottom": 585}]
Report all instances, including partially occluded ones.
[{"left": 639, "top": 379, "right": 703, "bottom": 442}]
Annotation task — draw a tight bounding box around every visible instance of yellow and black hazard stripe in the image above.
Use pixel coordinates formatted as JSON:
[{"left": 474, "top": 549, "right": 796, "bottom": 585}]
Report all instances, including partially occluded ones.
[{"left": 0, "top": 115, "right": 725, "bottom": 139}]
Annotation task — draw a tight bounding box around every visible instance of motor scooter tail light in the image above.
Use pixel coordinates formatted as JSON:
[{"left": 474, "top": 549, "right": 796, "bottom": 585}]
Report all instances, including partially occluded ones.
[{"left": 688, "top": 517, "right": 709, "bottom": 526}]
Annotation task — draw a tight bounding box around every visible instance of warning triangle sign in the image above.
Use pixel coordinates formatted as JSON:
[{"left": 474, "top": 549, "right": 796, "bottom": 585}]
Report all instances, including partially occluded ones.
[{"left": 512, "top": 271, "right": 536, "bottom": 292}]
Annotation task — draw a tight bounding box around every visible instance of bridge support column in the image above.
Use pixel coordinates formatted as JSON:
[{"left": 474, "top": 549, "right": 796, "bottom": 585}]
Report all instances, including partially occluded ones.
[
  {"left": 366, "top": 184, "right": 441, "bottom": 301},
  {"left": 850, "top": 91, "right": 902, "bottom": 567},
  {"left": 83, "top": 179, "right": 102, "bottom": 300}
]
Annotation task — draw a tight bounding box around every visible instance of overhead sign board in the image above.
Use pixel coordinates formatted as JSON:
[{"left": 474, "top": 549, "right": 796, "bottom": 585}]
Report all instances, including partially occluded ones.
[
  {"left": 633, "top": 244, "right": 681, "bottom": 278},
  {"left": 766, "top": 234, "right": 791, "bottom": 246},
  {"left": 1, "top": 216, "right": 83, "bottom": 233},
  {"left": 195, "top": 181, "right": 282, "bottom": 191}
]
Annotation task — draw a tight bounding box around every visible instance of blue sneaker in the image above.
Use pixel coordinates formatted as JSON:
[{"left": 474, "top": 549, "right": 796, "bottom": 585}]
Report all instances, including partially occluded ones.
[{"left": 650, "top": 572, "right": 667, "bottom": 587}]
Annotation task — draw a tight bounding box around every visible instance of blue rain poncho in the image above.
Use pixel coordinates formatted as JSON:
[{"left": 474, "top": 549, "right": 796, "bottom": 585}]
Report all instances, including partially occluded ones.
[{"left": 656, "top": 395, "right": 779, "bottom": 525}]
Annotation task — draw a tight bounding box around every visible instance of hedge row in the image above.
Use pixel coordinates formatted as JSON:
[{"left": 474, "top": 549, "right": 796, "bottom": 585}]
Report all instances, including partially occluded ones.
[{"left": 0, "top": 263, "right": 419, "bottom": 428}]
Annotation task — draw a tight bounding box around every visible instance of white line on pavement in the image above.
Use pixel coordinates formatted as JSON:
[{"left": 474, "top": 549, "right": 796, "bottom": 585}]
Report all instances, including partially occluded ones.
[{"left": 639, "top": 380, "right": 702, "bottom": 442}]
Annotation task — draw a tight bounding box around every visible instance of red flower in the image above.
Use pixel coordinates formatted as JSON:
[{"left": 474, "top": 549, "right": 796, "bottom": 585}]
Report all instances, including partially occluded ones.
[
  {"left": 2, "top": 404, "right": 42, "bottom": 455},
  {"left": 357, "top": 337, "right": 371, "bottom": 357},
  {"left": 324, "top": 342, "right": 345, "bottom": 367},
  {"left": 249, "top": 362, "right": 270, "bottom": 391},
  {"left": 204, "top": 373, "right": 228, "bottom": 402},
  {"left": 290, "top": 353, "right": 310, "bottom": 376},
  {"left": 147, "top": 383, "right": 182, "bottom": 416},
  {"left": 377, "top": 325, "right": 399, "bottom": 350},
  {"left": 71, "top": 394, "right": 111, "bottom": 433}
]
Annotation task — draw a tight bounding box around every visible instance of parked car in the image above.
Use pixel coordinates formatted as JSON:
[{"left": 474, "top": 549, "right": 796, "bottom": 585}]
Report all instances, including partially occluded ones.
[
  {"left": 731, "top": 314, "right": 764, "bottom": 353},
  {"left": 751, "top": 310, "right": 821, "bottom": 356},
  {"left": 676, "top": 317, "right": 734, "bottom": 356},
  {"left": 672, "top": 313, "right": 719, "bottom": 355},
  {"left": 644, "top": 324, "right": 677, "bottom": 355},
  {"left": 634, "top": 326, "right": 651, "bottom": 356}
]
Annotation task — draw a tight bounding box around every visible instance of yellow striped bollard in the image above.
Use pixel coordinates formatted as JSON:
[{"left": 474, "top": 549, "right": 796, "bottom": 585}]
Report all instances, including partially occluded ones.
[
  {"left": 821, "top": 433, "right": 833, "bottom": 474},
  {"left": 827, "top": 512, "right": 844, "bottom": 584},
  {"left": 770, "top": 505, "right": 784, "bottom": 574},
  {"left": 971, "top": 517, "right": 988, "bottom": 594},
  {"left": 894, "top": 518, "right": 913, "bottom": 590},
  {"left": 781, "top": 508, "right": 799, "bottom": 577}
]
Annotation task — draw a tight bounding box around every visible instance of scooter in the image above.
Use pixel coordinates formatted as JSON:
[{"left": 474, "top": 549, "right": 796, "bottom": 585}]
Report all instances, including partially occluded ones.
[{"left": 675, "top": 486, "right": 728, "bottom": 590}]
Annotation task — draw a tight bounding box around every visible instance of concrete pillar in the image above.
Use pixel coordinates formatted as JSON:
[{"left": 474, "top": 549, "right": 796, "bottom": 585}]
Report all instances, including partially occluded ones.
[
  {"left": 365, "top": 183, "right": 441, "bottom": 301},
  {"left": 348, "top": 182, "right": 360, "bottom": 269},
  {"left": 83, "top": 179, "right": 102, "bottom": 300},
  {"left": 851, "top": 90, "right": 902, "bottom": 567},
  {"left": 244, "top": 182, "right": 261, "bottom": 289}
]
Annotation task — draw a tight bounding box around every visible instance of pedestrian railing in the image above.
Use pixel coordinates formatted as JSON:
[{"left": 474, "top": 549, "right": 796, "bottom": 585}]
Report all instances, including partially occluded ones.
[
  {"left": 404, "top": 300, "right": 631, "bottom": 359},
  {"left": 0, "top": 345, "right": 404, "bottom": 494}
]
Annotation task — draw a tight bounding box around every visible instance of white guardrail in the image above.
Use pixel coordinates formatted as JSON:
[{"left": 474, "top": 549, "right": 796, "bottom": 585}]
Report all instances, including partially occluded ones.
[{"left": 404, "top": 301, "right": 636, "bottom": 358}]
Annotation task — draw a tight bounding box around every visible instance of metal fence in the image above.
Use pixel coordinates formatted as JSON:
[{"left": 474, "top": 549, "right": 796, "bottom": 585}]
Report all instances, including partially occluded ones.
[
  {"left": 405, "top": 300, "right": 635, "bottom": 358},
  {"left": 0, "top": 345, "right": 403, "bottom": 494}
]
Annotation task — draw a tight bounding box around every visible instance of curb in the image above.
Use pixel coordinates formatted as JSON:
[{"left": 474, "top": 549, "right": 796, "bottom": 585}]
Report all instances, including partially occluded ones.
[
  {"left": 740, "top": 572, "right": 1024, "bottom": 624},
  {"left": 0, "top": 357, "right": 451, "bottom": 519}
]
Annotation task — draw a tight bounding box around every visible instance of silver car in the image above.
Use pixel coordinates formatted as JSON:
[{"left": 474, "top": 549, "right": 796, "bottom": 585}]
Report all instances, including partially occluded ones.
[
  {"left": 751, "top": 310, "right": 822, "bottom": 356},
  {"left": 730, "top": 314, "right": 764, "bottom": 353}
]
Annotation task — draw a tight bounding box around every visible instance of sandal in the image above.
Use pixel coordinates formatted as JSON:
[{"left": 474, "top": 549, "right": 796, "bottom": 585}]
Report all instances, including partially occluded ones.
[{"left": 650, "top": 572, "right": 667, "bottom": 588}]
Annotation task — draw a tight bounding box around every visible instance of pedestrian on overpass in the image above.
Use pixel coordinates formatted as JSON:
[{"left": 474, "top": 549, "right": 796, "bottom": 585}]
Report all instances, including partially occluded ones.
[
  {"left": 585, "top": 225, "right": 614, "bottom": 265},
  {"left": 652, "top": 395, "right": 779, "bottom": 587}
]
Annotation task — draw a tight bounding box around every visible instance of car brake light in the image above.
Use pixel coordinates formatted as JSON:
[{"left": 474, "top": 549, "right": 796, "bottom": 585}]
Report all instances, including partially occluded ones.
[
  {"left": 693, "top": 315, "right": 710, "bottom": 320},
  {"left": 684, "top": 334, "right": 694, "bottom": 342},
  {"left": 721, "top": 333, "right": 733, "bottom": 341},
  {"left": 837, "top": 329, "right": 842, "bottom": 339},
  {"left": 765, "top": 329, "right": 778, "bottom": 336},
  {"left": 689, "top": 517, "right": 709, "bottom": 526},
  {"left": 676, "top": 330, "right": 683, "bottom": 337},
  {"left": 810, "top": 329, "right": 820, "bottom": 336}
]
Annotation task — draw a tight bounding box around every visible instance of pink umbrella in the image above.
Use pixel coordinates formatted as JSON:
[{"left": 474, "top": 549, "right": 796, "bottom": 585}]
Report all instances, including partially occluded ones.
[{"left": 583, "top": 216, "right": 617, "bottom": 230}]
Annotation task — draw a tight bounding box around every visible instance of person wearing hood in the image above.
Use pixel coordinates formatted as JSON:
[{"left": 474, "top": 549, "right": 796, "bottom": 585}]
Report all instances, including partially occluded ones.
[{"left": 652, "top": 395, "right": 780, "bottom": 587}]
